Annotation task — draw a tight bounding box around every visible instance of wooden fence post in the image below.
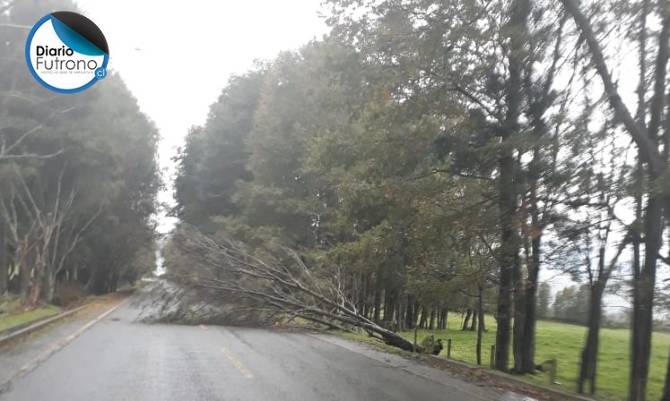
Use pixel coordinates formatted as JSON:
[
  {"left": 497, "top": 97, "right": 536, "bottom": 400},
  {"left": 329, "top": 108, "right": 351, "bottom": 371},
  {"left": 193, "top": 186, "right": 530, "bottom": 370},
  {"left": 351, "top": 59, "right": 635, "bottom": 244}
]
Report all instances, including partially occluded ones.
[
  {"left": 548, "top": 359, "right": 557, "bottom": 385},
  {"left": 447, "top": 339, "right": 452, "bottom": 359},
  {"left": 489, "top": 345, "right": 495, "bottom": 368}
]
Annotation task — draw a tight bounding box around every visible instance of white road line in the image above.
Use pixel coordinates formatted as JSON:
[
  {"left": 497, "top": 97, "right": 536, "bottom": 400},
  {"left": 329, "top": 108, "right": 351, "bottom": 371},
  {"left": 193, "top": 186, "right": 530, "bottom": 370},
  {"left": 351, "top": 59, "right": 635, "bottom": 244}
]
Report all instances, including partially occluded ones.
[
  {"left": 221, "top": 347, "right": 254, "bottom": 379},
  {"left": 0, "top": 299, "right": 126, "bottom": 393}
]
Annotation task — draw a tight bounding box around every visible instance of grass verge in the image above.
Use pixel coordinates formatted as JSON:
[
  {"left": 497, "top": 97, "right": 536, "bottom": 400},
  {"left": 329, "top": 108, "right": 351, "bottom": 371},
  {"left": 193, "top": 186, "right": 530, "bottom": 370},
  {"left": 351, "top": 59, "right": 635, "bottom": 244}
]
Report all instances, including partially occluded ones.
[
  {"left": 0, "top": 305, "right": 62, "bottom": 333},
  {"left": 337, "top": 316, "right": 670, "bottom": 401}
]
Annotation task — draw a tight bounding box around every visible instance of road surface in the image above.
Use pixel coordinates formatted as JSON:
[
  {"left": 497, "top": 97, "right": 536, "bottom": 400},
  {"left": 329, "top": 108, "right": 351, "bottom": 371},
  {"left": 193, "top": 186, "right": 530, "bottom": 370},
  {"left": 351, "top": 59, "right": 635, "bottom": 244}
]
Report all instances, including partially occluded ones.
[{"left": 0, "top": 300, "right": 519, "bottom": 401}]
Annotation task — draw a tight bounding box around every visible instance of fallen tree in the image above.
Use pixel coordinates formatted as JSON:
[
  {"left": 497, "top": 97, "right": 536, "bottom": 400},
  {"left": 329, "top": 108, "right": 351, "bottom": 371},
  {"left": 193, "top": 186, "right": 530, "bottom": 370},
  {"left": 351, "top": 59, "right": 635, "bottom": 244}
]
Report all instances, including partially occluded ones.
[
  {"left": 170, "top": 225, "right": 422, "bottom": 352},
  {"left": 134, "top": 278, "right": 275, "bottom": 327}
]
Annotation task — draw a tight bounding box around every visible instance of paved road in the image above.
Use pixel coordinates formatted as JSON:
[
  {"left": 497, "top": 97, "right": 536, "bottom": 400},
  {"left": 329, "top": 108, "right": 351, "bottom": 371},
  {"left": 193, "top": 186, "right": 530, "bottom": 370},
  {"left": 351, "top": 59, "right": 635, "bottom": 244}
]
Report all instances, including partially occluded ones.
[{"left": 0, "top": 301, "right": 515, "bottom": 401}]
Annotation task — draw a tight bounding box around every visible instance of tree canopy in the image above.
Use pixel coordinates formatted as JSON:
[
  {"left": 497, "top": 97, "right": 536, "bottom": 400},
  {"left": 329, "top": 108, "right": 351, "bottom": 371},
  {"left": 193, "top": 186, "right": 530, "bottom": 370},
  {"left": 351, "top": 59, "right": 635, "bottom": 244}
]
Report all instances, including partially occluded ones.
[{"left": 0, "top": 0, "right": 160, "bottom": 304}]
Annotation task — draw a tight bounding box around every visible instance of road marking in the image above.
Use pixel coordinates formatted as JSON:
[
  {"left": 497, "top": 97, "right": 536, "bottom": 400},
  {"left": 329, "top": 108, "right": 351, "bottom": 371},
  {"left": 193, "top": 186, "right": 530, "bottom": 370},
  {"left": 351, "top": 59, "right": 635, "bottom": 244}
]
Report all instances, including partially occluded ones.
[
  {"left": 221, "top": 347, "right": 254, "bottom": 379},
  {"left": 0, "top": 299, "right": 126, "bottom": 394}
]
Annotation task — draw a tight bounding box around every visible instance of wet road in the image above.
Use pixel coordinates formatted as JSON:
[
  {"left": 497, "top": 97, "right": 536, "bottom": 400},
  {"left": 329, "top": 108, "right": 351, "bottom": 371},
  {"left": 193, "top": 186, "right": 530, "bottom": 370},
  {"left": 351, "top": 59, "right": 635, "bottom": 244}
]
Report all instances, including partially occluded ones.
[{"left": 0, "top": 302, "right": 507, "bottom": 401}]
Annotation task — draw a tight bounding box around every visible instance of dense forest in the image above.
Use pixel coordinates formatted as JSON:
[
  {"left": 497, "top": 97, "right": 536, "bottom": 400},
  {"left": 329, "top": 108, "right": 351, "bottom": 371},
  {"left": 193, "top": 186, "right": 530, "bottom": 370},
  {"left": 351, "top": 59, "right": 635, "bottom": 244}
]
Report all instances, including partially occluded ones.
[
  {"left": 166, "top": 0, "right": 670, "bottom": 400},
  {"left": 0, "top": 0, "right": 159, "bottom": 305}
]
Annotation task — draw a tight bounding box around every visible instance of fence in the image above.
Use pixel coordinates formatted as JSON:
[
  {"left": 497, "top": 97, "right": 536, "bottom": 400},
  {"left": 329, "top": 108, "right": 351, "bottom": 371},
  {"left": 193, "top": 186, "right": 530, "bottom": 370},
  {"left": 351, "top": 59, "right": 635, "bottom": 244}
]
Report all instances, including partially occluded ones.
[{"left": 437, "top": 337, "right": 558, "bottom": 386}]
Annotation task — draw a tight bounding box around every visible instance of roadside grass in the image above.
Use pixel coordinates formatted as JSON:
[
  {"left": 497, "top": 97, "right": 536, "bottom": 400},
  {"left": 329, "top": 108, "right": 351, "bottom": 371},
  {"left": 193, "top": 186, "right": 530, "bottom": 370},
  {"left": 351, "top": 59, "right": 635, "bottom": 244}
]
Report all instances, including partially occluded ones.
[
  {"left": 340, "top": 316, "right": 670, "bottom": 401},
  {"left": 0, "top": 305, "right": 62, "bottom": 333}
]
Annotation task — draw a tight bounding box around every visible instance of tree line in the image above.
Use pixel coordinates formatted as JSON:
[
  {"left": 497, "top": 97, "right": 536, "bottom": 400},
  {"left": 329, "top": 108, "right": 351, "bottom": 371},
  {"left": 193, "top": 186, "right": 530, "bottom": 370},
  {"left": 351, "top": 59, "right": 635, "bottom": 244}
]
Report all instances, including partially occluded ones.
[
  {"left": 168, "top": 0, "right": 669, "bottom": 400},
  {"left": 0, "top": 0, "right": 159, "bottom": 306}
]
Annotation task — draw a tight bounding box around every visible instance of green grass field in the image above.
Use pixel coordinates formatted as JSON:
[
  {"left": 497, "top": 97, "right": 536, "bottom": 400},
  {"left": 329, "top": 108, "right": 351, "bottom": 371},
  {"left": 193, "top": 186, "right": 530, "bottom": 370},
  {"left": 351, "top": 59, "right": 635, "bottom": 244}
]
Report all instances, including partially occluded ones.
[
  {"left": 343, "top": 316, "right": 670, "bottom": 401},
  {"left": 0, "top": 305, "right": 61, "bottom": 333}
]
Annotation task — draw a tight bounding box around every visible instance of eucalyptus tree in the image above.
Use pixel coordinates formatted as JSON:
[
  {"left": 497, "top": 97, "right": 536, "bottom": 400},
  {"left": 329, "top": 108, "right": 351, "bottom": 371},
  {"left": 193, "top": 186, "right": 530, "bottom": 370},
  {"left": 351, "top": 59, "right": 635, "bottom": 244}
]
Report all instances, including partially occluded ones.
[{"left": 0, "top": 0, "right": 159, "bottom": 303}]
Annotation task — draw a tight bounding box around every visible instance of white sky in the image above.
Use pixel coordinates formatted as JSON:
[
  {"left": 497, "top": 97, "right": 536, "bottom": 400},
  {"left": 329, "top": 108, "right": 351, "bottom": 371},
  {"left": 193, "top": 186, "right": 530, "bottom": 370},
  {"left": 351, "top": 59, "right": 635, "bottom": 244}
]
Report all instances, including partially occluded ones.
[{"left": 74, "top": 0, "right": 329, "bottom": 235}]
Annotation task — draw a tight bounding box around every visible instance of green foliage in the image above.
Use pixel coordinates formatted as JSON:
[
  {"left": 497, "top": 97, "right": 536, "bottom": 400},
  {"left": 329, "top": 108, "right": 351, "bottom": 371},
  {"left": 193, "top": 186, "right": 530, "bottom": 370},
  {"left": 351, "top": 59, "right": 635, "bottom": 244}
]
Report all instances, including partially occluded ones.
[
  {"left": 173, "top": 33, "right": 496, "bottom": 324},
  {"left": 0, "top": 0, "right": 159, "bottom": 301},
  {"left": 553, "top": 285, "right": 590, "bottom": 324},
  {"left": 0, "top": 304, "right": 61, "bottom": 332},
  {"left": 174, "top": 71, "right": 264, "bottom": 225}
]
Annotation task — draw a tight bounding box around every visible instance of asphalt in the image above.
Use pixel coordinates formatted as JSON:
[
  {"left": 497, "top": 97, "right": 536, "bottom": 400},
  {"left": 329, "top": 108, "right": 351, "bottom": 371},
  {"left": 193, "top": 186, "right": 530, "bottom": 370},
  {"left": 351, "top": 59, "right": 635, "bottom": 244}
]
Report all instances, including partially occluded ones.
[{"left": 0, "top": 301, "right": 521, "bottom": 401}]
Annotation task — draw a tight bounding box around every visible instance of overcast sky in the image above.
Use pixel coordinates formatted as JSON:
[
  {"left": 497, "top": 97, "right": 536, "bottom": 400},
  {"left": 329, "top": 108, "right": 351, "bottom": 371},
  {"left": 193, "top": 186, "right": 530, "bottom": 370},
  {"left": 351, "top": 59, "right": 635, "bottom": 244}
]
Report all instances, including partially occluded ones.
[{"left": 74, "top": 0, "right": 329, "bottom": 234}]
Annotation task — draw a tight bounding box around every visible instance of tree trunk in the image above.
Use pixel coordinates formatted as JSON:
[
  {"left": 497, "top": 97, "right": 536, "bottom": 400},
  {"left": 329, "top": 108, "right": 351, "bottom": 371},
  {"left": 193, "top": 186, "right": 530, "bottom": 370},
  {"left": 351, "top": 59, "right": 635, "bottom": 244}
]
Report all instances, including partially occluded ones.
[
  {"left": 470, "top": 309, "right": 477, "bottom": 331},
  {"left": 630, "top": 13, "right": 670, "bottom": 398},
  {"left": 373, "top": 277, "right": 382, "bottom": 323},
  {"left": 463, "top": 309, "right": 472, "bottom": 331},
  {"left": 419, "top": 305, "right": 428, "bottom": 329},
  {"left": 578, "top": 284, "right": 603, "bottom": 395},
  {"left": 378, "top": 327, "right": 421, "bottom": 352},
  {"left": 405, "top": 295, "right": 415, "bottom": 329},
  {"left": 630, "top": 195, "right": 662, "bottom": 401},
  {"left": 0, "top": 222, "right": 6, "bottom": 296},
  {"left": 519, "top": 234, "right": 541, "bottom": 373},
  {"left": 354, "top": 273, "right": 362, "bottom": 314},
  {"left": 496, "top": 133, "right": 517, "bottom": 371},
  {"left": 477, "top": 286, "right": 484, "bottom": 365},
  {"left": 512, "top": 260, "right": 525, "bottom": 372},
  {"left": 495, "top": 0, "right": 528, "bottom": 372},
  {"left": 46, "top": 273, "right": 56, "bottom": 304},
  {"left": 384, "top": 289, "right": 395, "bottom": 322},
  {"left": 362, "top": 273, "right": 370, "bottom": 318}
]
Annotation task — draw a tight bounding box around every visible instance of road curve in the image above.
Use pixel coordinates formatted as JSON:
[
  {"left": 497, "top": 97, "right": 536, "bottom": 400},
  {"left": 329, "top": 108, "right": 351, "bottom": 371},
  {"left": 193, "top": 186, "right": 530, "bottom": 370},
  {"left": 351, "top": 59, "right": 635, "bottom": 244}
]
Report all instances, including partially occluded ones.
[{"left": 0, "top": 302, "right": 509, "bottom": 401}]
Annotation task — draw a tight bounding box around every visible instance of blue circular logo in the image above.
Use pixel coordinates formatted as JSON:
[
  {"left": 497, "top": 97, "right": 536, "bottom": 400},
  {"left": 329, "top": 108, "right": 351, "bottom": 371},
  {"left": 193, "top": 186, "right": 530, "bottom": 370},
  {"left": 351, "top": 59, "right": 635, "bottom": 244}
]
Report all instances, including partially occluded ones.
[{"left": 25, "top": 12, "right": 109, "bottom": 94}]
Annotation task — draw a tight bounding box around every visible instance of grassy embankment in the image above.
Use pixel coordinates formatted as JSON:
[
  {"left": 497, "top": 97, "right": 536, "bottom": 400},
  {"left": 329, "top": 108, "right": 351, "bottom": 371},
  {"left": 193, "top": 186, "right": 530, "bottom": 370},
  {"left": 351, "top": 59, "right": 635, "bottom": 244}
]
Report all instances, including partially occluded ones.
[
  {"left": 0, "top": 301, "right": 61, "bottom": 333},
  {"left": 341, "top": 316, "right": 670, "bottom": 401}
]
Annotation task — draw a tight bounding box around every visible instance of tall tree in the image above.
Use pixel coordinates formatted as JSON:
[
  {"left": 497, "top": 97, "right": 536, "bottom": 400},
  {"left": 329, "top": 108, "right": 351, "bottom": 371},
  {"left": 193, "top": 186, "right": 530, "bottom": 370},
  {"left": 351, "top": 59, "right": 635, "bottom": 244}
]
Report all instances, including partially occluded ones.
[
  {"left": 0, "top": 0, "right": 159, "bottom": 304},
  {"left": 559, "top": 1, "right": 669, "bottom": 398},
  {"left": 174, "top": 71, "right": 264, "bottom": 226}
]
